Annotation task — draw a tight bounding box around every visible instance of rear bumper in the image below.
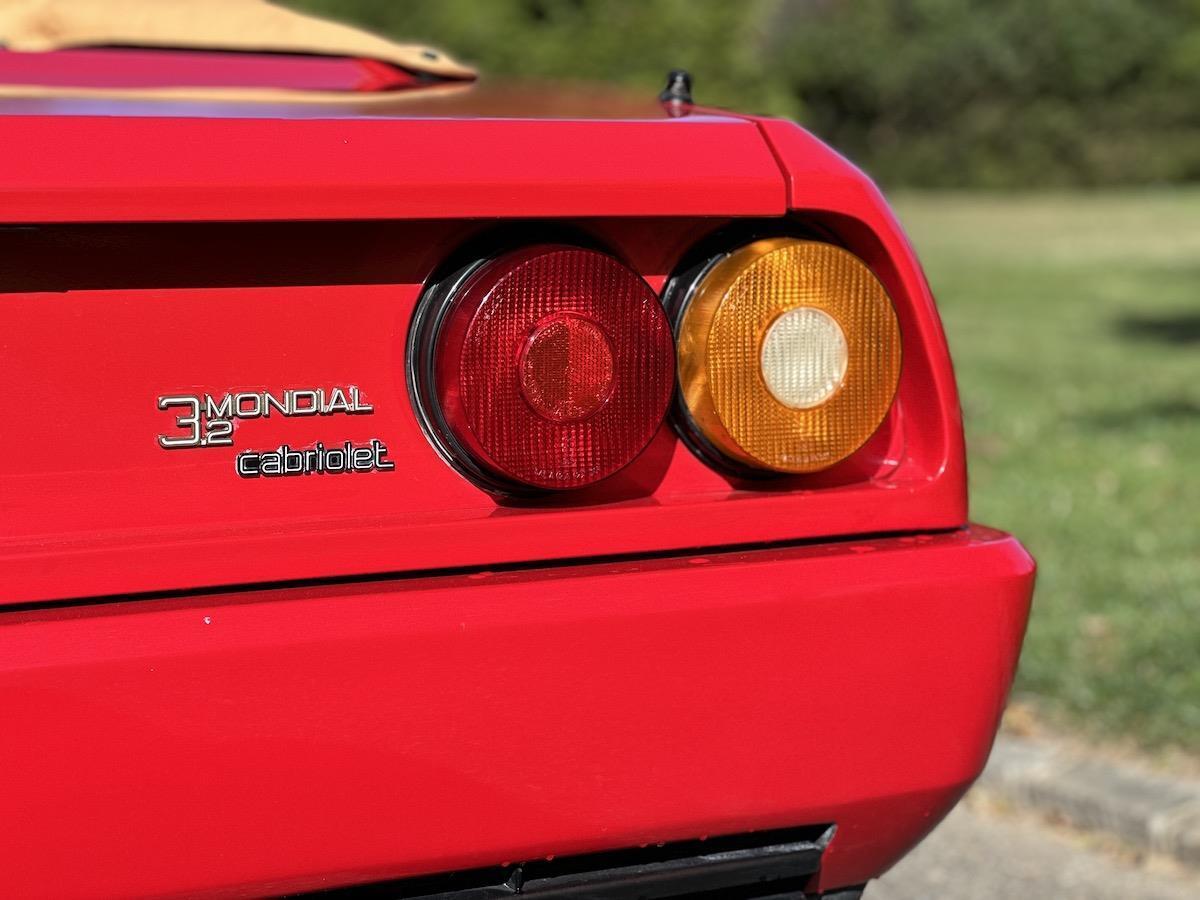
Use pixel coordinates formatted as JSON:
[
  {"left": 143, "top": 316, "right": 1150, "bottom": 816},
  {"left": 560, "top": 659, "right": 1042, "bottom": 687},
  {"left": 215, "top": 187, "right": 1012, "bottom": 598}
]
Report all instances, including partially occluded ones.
[{"left": 0, "top": 526, "right": 1033, "bottom": 899}]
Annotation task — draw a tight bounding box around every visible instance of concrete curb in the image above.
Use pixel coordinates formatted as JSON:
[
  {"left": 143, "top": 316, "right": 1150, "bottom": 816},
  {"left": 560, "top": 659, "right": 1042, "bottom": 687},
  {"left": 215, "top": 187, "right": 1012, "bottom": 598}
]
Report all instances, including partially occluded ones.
[{"left": 977, "top": 734, "right": 1200, "bottom": 867}]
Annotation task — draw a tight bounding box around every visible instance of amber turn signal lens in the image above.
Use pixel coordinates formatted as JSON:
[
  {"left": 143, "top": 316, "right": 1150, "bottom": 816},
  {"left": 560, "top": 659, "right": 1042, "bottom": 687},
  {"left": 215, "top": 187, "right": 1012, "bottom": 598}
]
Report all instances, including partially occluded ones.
[{"left": 676, "top": 237, "right": 901, "bottom": 474}]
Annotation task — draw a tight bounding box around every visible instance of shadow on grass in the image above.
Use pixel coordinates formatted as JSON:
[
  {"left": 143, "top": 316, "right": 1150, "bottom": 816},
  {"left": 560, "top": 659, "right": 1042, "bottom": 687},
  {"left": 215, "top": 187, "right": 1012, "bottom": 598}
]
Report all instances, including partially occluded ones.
[
  {"left": 1113, "top": 313, "right": 1200, "bottom": 345},
  {"left": 1085, "top": 398, "right": 1200, "bottom": 428}
]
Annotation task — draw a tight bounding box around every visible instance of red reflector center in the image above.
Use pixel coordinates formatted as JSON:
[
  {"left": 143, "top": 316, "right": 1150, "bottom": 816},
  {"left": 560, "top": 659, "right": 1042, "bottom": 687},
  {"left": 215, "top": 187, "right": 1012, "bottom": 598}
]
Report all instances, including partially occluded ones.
[{"left": 519, "top": 313, "right": 615, "bottom": 423}]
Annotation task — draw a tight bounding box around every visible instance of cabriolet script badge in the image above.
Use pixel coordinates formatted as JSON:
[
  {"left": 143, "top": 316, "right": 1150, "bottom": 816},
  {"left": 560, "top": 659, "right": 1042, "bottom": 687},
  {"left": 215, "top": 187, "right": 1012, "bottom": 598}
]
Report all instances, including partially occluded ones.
[{"left": 156, "top": 387, "right": 395, "bottom": 478}]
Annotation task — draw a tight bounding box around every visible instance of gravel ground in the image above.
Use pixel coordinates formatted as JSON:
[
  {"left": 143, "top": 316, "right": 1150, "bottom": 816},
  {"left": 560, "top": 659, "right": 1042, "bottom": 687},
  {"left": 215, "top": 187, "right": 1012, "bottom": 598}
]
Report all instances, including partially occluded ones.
[{"left": 871, "top": 802, "right": 1200, "bottom": 900}]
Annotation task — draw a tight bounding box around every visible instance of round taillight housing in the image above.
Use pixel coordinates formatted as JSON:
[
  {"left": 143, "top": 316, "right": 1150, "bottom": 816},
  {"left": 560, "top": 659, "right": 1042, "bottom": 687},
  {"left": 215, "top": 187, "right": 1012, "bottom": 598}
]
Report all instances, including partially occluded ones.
[
  {"left": 673, "top": 237, "right": 901, "bottom": 475},
  {"left": 412, "top": 244, "right": 674, "bottom": 492}
]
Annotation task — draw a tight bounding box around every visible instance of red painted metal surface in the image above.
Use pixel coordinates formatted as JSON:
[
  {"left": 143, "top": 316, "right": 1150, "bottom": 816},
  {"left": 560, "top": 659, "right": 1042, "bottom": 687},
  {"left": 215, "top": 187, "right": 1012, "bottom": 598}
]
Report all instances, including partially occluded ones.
[
  {"left": 0, "top": 114, "right": 784, "bottom": 221},
  {"left": 0, "top": 75, "right": 1030, "bottom": 899},
  {"left": 0, "top": 527, "right": 1034, "bottom": 898},
  {"left": 0, "top": 208, "right": 964, "bottom": 604}
]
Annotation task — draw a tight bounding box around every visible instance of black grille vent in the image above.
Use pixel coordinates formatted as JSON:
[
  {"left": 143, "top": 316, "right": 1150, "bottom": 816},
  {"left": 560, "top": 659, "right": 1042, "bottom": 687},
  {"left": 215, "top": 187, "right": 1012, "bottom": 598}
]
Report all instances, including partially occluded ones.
[{"left": 299, "top": 823, "right": 833, "bottom": 899}]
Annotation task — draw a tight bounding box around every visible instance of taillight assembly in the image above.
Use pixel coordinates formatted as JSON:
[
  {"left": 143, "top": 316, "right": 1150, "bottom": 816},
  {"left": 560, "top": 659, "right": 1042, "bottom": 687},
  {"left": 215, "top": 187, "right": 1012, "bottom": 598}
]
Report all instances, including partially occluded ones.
[
  {"left": 410, "top": 244, "right": 675, "bottom": 492},
  {"left": 413, "top": 234, "right": 900, "bottom": 493},
  {"left": 672, "top": 237, "right": 901, "bottom": 474}
]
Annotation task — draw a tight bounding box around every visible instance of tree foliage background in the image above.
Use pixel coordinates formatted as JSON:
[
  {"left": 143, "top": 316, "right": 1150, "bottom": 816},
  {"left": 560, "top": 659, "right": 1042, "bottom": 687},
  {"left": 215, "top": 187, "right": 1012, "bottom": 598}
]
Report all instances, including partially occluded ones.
[{"left": 289, "top": 0, "right": 1200, "bottom": 188}]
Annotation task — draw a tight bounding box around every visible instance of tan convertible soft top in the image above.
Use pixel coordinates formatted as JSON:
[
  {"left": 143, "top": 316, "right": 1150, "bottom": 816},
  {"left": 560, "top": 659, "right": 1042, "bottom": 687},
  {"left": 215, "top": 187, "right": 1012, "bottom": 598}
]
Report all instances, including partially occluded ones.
[{"left": 0, "top": 0, "right": 475, "bottom": 81}]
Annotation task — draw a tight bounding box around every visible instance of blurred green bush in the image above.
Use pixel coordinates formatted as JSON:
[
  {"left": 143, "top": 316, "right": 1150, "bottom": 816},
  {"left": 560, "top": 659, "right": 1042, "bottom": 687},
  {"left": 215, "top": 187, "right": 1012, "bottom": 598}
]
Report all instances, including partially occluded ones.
[
  {"left": 288, "top": 0, "right": 1200, "bottom": 188},
  {"left": 775, "top": 0, "right": 1200, "bottom": 188}
]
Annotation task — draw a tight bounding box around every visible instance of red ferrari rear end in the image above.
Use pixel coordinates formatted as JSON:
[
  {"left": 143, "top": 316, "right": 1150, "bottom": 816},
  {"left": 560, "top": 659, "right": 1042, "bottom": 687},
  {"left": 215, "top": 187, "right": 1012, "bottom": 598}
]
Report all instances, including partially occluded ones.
[{"left": 0, "top": 5, "right": 1034, "bottom": 897}]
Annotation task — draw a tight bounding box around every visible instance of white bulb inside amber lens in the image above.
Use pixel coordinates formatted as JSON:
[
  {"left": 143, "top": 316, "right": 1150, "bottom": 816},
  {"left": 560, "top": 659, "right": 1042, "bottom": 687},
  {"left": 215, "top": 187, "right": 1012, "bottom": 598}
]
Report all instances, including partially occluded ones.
[{"left": 759, "top": 307, "right": 849, "bottom": 409}]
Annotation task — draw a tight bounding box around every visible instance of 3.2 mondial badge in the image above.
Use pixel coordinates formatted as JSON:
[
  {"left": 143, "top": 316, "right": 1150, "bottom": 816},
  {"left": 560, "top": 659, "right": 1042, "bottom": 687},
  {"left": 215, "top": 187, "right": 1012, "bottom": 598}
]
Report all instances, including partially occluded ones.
[{"left": 156, "top": 386, "right": 395, "bottom": 478}]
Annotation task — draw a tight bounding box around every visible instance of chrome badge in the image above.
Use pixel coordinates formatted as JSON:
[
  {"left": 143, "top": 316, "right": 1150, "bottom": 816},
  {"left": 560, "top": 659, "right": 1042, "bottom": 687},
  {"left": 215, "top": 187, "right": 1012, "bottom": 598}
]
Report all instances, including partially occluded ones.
[{"left": 156, "top": 386, "right": 395, "bottom": 478}]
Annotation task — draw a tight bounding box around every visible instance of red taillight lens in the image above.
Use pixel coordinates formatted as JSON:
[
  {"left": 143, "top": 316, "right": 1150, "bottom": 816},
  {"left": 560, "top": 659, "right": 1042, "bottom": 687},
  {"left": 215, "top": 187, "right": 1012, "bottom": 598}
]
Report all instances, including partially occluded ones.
[{"left": 418, "top": 245, "right": 674, "bottom": 491}]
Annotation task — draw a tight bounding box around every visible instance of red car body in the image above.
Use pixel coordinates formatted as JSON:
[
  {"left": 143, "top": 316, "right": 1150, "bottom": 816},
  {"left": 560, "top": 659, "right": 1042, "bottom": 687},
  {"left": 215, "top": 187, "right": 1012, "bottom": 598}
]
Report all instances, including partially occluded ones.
[{"left": 0, "top": 47, "right": 1034, "bottom": 899}]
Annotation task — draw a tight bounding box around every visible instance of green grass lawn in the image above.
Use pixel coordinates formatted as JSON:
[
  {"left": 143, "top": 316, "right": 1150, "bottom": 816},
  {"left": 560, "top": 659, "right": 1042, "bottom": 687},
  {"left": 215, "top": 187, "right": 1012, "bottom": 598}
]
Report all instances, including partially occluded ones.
[{"left": 893, "top": 190, "right": 1200, "bottom": 750}]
